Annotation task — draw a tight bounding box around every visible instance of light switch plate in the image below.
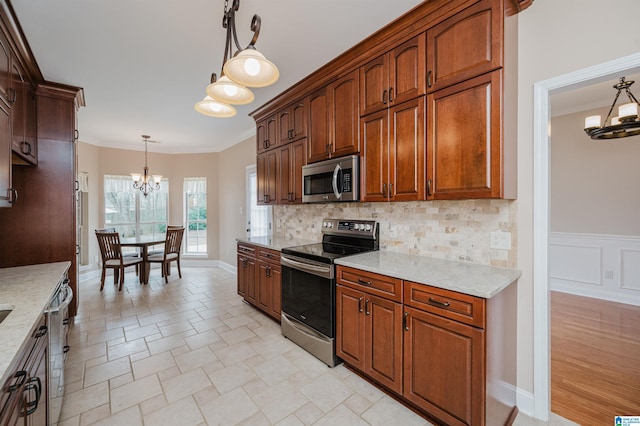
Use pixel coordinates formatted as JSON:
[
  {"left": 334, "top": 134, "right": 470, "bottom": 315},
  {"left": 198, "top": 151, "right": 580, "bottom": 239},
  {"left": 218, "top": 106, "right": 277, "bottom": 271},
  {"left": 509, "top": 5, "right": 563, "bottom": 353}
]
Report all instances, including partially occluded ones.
[{"left": 490, "top": 231, "right": 511, "bottom": 250}]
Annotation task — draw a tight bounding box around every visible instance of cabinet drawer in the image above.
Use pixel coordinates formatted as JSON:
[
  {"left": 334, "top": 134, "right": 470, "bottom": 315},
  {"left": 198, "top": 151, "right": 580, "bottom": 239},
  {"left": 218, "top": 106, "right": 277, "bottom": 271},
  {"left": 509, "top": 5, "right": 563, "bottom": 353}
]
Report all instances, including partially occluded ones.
[
  {"left": 337, "top": 266, "right": 402, "bottom": 302},
  {"left": 237, "top": 243, "right": 255, "bottom": 256},
  {"left": 258, "top": 247, "right": 280, "bottom": 264},
  {"left": 404, "top": 281, "right": 485, "bottom": 328}
]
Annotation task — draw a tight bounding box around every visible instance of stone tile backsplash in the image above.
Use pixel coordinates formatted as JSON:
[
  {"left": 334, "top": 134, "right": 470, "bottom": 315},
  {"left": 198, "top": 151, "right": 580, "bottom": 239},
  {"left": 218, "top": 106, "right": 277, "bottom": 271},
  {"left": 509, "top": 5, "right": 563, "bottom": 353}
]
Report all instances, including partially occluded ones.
[{"left": 274, "top": 200, "right": 517, "bottom": 268}]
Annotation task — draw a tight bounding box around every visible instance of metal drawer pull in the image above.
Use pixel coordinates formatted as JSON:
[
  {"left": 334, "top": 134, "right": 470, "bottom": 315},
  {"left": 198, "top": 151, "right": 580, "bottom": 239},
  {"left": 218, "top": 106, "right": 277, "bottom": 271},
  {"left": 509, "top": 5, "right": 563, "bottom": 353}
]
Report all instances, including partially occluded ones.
[
  {"left": 8, "top": 371, "right": 27, "bottom": 392},
  {"left": 365, "top": 299, "right": 370, "bottom": 315},
  {"left": 357, "top": 279, "right": 372, "bottom": 286},
  {"left": 358, "top": 297, "right": 364, "bottom": 313},
  {"left": 403, "top": 311, "right": 409, "bottom": 331},
  {"left": 428, "top": 297, "right": 450, "bottom": 308}
]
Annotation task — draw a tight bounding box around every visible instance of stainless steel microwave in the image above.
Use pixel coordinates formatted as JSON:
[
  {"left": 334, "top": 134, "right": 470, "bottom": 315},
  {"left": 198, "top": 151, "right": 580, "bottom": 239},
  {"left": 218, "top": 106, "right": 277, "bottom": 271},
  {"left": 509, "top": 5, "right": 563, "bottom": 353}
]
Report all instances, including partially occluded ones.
[{"left": 302, "top": 155, "right": 359, "bottom": 203}]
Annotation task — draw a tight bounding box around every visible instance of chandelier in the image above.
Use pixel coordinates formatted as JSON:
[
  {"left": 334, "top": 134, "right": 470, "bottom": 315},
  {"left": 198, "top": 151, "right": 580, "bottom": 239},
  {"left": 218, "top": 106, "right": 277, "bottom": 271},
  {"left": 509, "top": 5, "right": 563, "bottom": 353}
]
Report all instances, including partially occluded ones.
[
  {"left": 194, "top": 0, "right": 279, "bottom": 118},
  {"left": 584, "top": 77, "right": 640, "bottom": 139},
  {"left": 131, "top": 135, "right": 162, "bottom": 197}
]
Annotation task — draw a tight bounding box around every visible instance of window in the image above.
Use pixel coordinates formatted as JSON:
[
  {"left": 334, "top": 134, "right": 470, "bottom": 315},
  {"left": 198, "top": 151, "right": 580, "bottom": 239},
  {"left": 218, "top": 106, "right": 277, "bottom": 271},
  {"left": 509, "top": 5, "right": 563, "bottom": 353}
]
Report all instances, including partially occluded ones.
[
  {"left": 184, "top": 178, "right": 207, "bottom": 254},
  {"left": 246, "top": 166, "right": 271, "bottom": 237},
  {"left": 104, "top": 175, "right": 168, "bottom": 240}
]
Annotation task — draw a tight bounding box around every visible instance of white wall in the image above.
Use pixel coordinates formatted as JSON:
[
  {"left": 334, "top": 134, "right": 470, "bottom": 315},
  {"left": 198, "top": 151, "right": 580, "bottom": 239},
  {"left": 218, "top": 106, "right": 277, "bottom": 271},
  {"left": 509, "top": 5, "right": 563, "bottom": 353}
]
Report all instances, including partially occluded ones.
[{"left": 517, "top": 0, "right": 640, "bottom": 410}]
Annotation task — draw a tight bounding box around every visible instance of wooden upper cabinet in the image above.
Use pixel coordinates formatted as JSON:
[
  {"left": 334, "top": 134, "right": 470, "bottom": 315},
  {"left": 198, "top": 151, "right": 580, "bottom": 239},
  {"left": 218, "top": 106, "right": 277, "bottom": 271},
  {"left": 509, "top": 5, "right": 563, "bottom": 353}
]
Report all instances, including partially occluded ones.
[
  {"left": 278, "top": 138, "right": 306, "bottom": 204},
  {"left": 328, "top": 70, "right": 360, "bottom": 159},
  {"left": 427, "top": 70, "right": 503, "bottom": 200},
  {"left": 0, "top": 31, "right": 11, "bottom": 109},
  {"left": 426, "top": 0, "right": 502, "bottom": 92},
  {"left": 278, "top": 98, "right": 307, "bottom": 145},
  {"left": 361, "top": 97, "right": 425, "bottom": 202},
  {"left": 360, "top": 34, "right": 425, "bottom": 116},
  {"left": 257, "top": 149, "right": 278, "bottom": 205},
  {"left": 11, "top": 62, "right": 37, "bottom": 165},
  {"left": 257, "top": 114, "right": 277, "bottom": 154},
  {"left": 307, "top": 87, "right": 330, "bottom": 163}
]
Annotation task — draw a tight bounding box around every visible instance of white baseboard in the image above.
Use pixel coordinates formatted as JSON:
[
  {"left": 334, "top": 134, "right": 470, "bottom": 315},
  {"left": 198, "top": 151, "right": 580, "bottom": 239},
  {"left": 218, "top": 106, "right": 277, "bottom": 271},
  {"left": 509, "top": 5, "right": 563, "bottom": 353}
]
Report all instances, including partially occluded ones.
[
  {"left": 516, "top": 388, "right": 536, "bottom": 419},
  {"left": 80, "top": 259, "right": 238, "bottom": 283},
  {"left": 549, "top": 232, "right": 640, "bottom": 306}
]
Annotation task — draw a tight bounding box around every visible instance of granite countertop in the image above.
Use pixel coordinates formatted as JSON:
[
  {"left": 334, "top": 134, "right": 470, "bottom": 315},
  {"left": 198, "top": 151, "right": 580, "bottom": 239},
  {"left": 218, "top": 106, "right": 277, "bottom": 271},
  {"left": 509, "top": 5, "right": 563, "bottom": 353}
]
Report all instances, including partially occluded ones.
[
  {"left": 0, "top": 262, "right": 70, "bottom": 384},
  {"left": 236, "top": 235, "right": 317, "bottom": 251},
  {"left": 335, "top": 251, "right": 521, "bottom": 299}
]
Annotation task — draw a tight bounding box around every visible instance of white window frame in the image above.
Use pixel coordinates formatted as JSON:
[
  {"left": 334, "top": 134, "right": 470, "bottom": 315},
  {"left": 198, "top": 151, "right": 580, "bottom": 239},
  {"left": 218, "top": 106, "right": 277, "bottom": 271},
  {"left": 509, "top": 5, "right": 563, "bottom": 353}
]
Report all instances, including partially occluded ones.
[
  {"left": 183, "top": 177, "right": 207, "bottom": 255},
  {"left": 246, "top": 165, "right": 271, "bottom": 237}
]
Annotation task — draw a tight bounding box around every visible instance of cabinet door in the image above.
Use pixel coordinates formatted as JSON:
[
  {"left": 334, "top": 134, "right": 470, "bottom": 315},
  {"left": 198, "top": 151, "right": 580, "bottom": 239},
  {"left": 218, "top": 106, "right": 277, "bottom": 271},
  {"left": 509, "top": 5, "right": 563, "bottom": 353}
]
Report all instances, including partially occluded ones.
[
  {"left": 307, "top": 88, "right": 330, "bottom": 163},
  {"left": 10, "top": 63, "right": 37, "bottom": 165},
  {"left": 278, "top": 144, "right": 292, "bottom": 204},
  {"left": 290, "top": 99, "right": 307, "bottom": 141},
  {"left": 278, "top": 108, "right": 292, "bottom": 146},
  {"left": 427, "top": 70, "right": 502, "bottom": 200},
  {"left": 389, "top": 97, "right": 425, "bottom": 201},
  {"left": 0, "top": 32, "right": 11, "bottom": 108},
  {"left": 403, "top": 306, "right": 485, "bottom": 426},
  {"left": 329, "top": 70, "right": 360, "bottom": 158},
  {"left": 365, "top": 294, "right": 403, "bottom": 394},
  {"left": 389, "top": 34, "right": 426, "bottom": 107},
  {"left": 244, "top": 256, "right": 257, "bottom": 305},
  {"left": 360, "top": 109, "right": 388, "bottom": 202},
  {"left": 289, "top": 138, "right": 306, "bottom": 204},
  {"left": 257, "top": 260, "right": 273, "bottom": 313},
  {"left": 336, "top": 285, "right": 365, "bottom": 370},
  {"left": 426, "top": 0, "right": 502, "bottom": 92},
  {"left": 360, "top": 54, "right": 388, "bottom": 116},
  {"left": 256, "top": 119, "right": 267, "bottom": 153},
  {"left": 0, "top": 105, "right": 12, "bottom": 208},
  {"left": 237, "top": 253, "right": 256, "bottom": 296},
  {"left": 257, "top": 149, "right": 278, "bottom": 205},
  {"left": 269, "top": 262, "right": 282, "bottom": 320}
]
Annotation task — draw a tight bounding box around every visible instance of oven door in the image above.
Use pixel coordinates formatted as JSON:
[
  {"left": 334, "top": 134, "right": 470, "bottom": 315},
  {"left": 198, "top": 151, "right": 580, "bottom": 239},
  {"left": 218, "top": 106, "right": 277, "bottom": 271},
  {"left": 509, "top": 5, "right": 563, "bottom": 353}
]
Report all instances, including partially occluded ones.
[{"left": 281, "top": 254, "right": 335, "bottom": 338}]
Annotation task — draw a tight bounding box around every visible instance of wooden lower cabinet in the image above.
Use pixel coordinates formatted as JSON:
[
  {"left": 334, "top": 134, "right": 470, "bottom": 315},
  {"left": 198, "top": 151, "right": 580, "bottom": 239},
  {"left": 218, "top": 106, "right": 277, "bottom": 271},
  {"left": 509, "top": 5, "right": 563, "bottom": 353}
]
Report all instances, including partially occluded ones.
[
  {"left": 336, "top": 284, "right": 403, "bottom": 394},
  {"left": 336, "top": 265, "right": 517, "bottom": 426},
  {"left": 237, "top": 243, "right": 281, "bottom": 322},
  {"left": 403, "top": 306, "right": 485, "bottom": 426}
]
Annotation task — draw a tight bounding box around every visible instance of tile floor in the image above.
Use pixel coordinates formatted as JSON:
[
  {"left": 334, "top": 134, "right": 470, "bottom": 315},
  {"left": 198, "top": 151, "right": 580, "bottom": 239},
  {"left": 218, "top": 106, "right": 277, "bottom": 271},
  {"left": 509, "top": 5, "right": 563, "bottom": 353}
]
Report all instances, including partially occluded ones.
[{"left": 60, "top": 266, "right": 576, "bottom": 426}]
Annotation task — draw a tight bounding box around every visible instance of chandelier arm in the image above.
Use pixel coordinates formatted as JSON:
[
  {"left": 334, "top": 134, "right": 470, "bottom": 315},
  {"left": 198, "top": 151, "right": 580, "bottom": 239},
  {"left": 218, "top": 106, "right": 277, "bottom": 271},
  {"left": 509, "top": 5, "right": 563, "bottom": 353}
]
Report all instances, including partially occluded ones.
[
  {"left": 246, "top": 15, "right": 260, "bottom": 49},
  {"left": 602, "top": 88, "right": 623, "bottom": 125},
  {"left": 624, "top": 88, "right": 640, "bottom": 106},
  {"left": 230, "top": 13, "right": 243, "bottom": 52}
]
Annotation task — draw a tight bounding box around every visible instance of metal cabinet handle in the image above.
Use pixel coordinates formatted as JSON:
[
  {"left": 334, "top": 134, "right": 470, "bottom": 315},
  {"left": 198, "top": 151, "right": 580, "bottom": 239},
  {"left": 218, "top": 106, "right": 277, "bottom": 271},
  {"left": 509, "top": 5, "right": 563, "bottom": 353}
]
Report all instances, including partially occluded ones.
[
  {"left": 35, "top": 325, "right": 47, "bottom": 338},
  {"left": 389, "top": 87, "right": 394, "bottom": 102},
  {"left": 20, "top": 141, "right": 31, "bottom": 155},
  {"left": 389, "top": 183, "right": 393, "bottom": 198},
  {"left": 8, "top": 87, "right": 16, "bottom": 104},
  {"left": 357, "top": 279, "right": 372, "bottom": 286},
  {"left": 74, "top": 129, "right": 79, "bottom": 141},
  {"left": 382, "top": 183, "right": 387, "bottom": 198},
  {"left": 403, "top": 312, "right": 409, "bottom": 331},
  {"left": 358, "top": 297, "right": 364, "bottom": 313},
  {"left": 427, "top": 70, "right": 433, "bottom": 88},
  {"left": 365, "top": 299, "right": 370, "bottom": 315},
  {"left": 382, "top": 89, "right": 387, "bottom": 105},
  {"left": 8, "top": 371, "right": 27, "bottom": 392},
  {"left": 63, "top": 345, "right": 70, "bottom": 354},
  {"left": 7, "top": 188, "right": 18, "bottom": 204},
  {"left": 427, "top": 179, "right": 432, "bottom": 197},
  {"left": 428, "top": 297, "right": 451, "bottom": 308},
  {"left": 23, "top": 377, "right": 42, "bottom": 416}
]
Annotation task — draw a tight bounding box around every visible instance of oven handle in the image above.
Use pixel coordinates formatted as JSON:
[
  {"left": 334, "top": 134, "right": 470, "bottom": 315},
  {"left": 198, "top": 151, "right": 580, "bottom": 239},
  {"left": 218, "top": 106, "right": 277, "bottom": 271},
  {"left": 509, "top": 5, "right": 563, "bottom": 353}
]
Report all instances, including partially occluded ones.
[{"left": 281, "top": 255, "right": 333, "bottom": 279}]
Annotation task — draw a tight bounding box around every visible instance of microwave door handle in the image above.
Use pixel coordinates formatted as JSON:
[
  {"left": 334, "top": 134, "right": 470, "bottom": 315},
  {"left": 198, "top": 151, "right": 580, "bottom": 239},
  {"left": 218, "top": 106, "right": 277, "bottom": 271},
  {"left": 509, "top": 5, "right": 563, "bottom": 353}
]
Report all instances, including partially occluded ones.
[{"left": 332, "top": 164, "right": 342, "bottom": 199}]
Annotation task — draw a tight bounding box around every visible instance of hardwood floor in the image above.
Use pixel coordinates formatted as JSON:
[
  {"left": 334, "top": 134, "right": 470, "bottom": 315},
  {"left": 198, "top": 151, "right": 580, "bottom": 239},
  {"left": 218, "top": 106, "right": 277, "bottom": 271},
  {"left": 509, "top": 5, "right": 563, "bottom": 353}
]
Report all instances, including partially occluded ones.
[{"left": 551, "top": 291, "right": 640, "bottom": 426}]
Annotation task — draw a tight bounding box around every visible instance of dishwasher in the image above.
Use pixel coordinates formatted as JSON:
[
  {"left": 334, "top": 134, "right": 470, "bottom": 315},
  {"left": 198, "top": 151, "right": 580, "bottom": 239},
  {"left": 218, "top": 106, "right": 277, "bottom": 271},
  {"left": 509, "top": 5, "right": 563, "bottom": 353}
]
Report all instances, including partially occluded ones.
[{"left": 46, "top": 275, "right": 73, "bottom": 426}]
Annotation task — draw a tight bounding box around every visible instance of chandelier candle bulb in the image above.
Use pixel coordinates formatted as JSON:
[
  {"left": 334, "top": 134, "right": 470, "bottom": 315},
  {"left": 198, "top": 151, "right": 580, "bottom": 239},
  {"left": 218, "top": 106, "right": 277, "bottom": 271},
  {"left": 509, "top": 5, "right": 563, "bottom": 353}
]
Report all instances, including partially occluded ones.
[
  {"left": 618, "top": 102, "right": 638, "bottom": 120},
  {"left": 584, "top": 115, "right": 601, "bottom": 129},
  {"left": 194, "top": 96, "right": 237, "bottom": 118},
  {"left": 611, "top": 116, "right": 621, "bottom": 126},
  {"left": 205, "top": 75, "right": 254, "bottom": 105}
]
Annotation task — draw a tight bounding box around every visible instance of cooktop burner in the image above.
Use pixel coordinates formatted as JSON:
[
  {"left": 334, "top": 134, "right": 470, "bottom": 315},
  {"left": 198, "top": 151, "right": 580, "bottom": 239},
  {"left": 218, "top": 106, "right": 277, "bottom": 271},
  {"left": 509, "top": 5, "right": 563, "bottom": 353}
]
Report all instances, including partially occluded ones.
[{"left": 281, "top": 218, "right": 379, "bottom": 264}]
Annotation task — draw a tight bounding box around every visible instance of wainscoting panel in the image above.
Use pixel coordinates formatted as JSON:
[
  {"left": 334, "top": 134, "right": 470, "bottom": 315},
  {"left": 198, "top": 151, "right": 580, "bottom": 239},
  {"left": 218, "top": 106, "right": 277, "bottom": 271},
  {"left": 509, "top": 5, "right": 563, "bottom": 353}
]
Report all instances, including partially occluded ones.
[{"left": 549, "top": 233, "right": 640, "bottom": 306}]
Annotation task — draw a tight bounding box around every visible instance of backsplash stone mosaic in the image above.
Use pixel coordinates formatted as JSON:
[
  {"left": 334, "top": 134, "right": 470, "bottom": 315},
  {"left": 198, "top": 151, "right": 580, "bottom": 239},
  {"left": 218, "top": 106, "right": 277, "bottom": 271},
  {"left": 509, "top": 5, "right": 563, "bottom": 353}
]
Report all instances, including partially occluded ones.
[{"left": 273, "top": 200, "right": 517, "bottom": 268}]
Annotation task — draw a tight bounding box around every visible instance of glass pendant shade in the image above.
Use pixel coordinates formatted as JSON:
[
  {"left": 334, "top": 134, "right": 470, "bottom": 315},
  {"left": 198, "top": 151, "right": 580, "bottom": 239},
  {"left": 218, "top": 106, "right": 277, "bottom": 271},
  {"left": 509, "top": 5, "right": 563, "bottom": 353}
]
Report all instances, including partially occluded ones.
[
  {"left": 194, "top": 96, "right": 237, "bottom": 118},
  {"left": 224, "top": 49, "right": 279, "bottom": 88},
  {"left": 206, "top": 75, "right": 254, "bottom": 105}
]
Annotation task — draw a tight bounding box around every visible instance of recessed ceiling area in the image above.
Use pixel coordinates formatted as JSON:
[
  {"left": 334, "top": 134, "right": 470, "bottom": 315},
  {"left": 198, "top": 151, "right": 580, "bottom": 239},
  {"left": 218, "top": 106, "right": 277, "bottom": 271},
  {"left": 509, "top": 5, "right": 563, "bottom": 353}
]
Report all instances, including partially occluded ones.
[{"left": 11, "top": 0, "right": 423, "bottom": 154}]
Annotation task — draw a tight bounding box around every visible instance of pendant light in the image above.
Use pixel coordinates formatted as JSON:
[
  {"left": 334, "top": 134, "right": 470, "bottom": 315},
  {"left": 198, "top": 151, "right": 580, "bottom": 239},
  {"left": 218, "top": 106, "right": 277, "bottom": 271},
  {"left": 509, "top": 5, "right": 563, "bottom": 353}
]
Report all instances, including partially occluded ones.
[
  {"left": 131, "top": 135, "right": 162, "bottom": 197},
  {"left": 194, "top": 0, "right": 278, "bottom": 117}
]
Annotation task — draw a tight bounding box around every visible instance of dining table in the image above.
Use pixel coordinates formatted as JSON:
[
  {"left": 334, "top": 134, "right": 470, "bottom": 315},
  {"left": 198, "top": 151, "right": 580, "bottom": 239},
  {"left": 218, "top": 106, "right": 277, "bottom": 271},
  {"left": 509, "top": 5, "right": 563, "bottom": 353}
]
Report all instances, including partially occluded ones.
[{"left": 120, "top": 235, "right": 165, "bottom": 284}]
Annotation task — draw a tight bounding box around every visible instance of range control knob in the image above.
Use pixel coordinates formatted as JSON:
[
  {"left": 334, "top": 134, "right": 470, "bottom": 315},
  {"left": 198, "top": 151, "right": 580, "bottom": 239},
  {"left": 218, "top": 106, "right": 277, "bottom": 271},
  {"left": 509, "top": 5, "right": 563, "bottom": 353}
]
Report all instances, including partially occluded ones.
[{"left": 365, "top": 224, "right": 372, "bottom": 231}]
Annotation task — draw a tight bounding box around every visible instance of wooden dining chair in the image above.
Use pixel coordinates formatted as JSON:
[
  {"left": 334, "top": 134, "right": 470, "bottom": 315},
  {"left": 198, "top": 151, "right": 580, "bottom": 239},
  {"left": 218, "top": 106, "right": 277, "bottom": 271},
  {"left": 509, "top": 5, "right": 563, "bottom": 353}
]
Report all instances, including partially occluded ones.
[
  {"left": 95, "top": 230, "right": 143, "bottom": 291},
  {"left": 147, "top": 227, "right": 184, "bottom": 283}
]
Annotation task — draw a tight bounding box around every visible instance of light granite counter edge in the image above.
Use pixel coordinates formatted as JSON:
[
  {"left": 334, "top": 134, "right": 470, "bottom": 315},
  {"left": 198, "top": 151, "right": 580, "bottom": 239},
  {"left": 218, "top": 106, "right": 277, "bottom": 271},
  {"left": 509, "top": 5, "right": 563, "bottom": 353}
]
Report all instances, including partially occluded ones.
[
  {"left": 335, "top": 251, "right": 521, "bottom": 299},
  {"left": 0, "top": 262, "right": 70, "bottom": 385},
  {"left": 236, "top": 235, "right": 316, "bottom": 251}
]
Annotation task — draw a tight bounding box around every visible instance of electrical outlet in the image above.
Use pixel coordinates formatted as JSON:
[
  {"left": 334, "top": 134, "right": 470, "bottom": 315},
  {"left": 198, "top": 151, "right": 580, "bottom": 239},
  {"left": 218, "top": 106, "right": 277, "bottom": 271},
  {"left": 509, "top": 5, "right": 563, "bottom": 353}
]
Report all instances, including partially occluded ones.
[
  {"left": 490, "top": 231, "right": 511, "bottom": 250},
  {"left": 605, "top": 270, "right": 614, "bottom": 279}
]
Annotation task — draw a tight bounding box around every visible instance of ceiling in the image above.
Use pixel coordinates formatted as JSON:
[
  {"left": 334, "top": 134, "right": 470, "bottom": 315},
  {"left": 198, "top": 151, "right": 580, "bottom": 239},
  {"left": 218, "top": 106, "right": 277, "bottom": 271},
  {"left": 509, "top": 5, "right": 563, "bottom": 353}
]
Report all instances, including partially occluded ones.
[{"left": 11, "top": 0, "right": 424, "bottom": 154}]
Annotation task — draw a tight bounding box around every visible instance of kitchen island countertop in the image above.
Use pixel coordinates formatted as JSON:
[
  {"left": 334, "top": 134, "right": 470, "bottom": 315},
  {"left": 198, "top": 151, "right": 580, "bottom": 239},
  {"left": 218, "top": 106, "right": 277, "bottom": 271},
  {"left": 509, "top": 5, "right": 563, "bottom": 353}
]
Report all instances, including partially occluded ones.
[
  {"left": 236, "top": 235, "right": 316, "bottom": 251},
  {"left": 0, "top": 262, "right": 70, "bottom": 384},
  {"left": 335, "top": 251, "right": 520, "bottom": 299}
]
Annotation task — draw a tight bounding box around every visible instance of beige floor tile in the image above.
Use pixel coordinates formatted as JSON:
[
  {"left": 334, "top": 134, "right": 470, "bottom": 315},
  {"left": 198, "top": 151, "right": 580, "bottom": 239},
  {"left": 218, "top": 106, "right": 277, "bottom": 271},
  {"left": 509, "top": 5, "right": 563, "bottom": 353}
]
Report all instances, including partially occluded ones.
[
  {"left": 91, "top": 405, "right": 143, "bottom": 426},
  {"left": 219, "top": 325, "right": 256, "bottom": 345},
  {"left": 59, "top": 381, "right": 110, "bottom": 421},
  {"left": 159, "top": 319, "right": 195, "bottom": 337},
  {"left": 86, "top": 327, "right": 124, "bottom": 346},
  {"left": 107, "top": 338, "right": 148, "bottom": 361},
  {"left": 161, "top": 367, "right": 213, "bottom": 403},
  {"left": 294, "top": 401, "right": 325, "bottom": 425},
  {"left": 253, "top": 355, "right": 300, "bottom": 386},
  {"left": 208, "top": 361, "right": 258, "bottom": 394},
  {"left": 342, "top": 392, "right": 373, "bottom": 416},
  {"left": 139, "top": 393, "right": 168, "bottom": 416},
  {"left": 239, "top": 411, "right": 274, "bottom": 426},
  {"left": 193, "top": 385, "right": 221, "bottom": 407},
  {"left": 124, "top": 323, "right": 160, "bottom": 341},
  {"left": 191, "top": 317, "right": 226, "bottom": 334},
  {"left": 78, "top": 403, "right": 110, "bottom": 426},
  {"left": 110, "top": 374, "right": 163, "bottom": 414},
  {"left": 300, "top": 373, "right": 354, "bottom": 413},
  {"left": 213, "top": 341, "right": 257, "bottom": 366},
  {"left": 313, "top": 404, "right": 370, "bottom": 426},
  {"left": 174, "top": 345, "right": 217, "bottom": 372},
  {"left": 184, "top": 329, "right": 223, "bottom": 350},
  {"left": 84, "top": 356, "right": 131, "bottom": 387},
  {"left": 252, "top": 381, "right": 311, "bottom": 423},
  {"left": 109, "top": 371, "right": 134, "bottom": 389},
  {"left": 361, "top": 395, "right": 431, "bottom": 426},
  {"left": 143, "top": 396, "right": 205, "bottom": 426},
  {"left": 200, "top": 387, "right": 259, "bottom": 426},
  {"left": 146, "top": 333, "right": 188, "bottom": 355},
  {"left": 131, "top": 350, "right": 176, "bottom": 379}
]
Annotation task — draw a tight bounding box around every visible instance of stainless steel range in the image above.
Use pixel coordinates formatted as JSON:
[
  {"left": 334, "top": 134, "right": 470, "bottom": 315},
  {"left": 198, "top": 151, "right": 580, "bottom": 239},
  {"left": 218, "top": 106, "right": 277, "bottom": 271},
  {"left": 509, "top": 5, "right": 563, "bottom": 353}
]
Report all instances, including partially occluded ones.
[{"left": 280, "top": 218, "right": 379, "bottom": 367}]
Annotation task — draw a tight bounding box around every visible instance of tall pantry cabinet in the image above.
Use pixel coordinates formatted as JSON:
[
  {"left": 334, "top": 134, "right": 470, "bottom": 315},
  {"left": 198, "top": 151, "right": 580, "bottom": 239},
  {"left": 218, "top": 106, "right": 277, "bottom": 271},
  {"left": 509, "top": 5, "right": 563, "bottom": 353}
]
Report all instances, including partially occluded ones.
[{"left": 0, "top": 2, "right": 84, "bottom": 318}]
